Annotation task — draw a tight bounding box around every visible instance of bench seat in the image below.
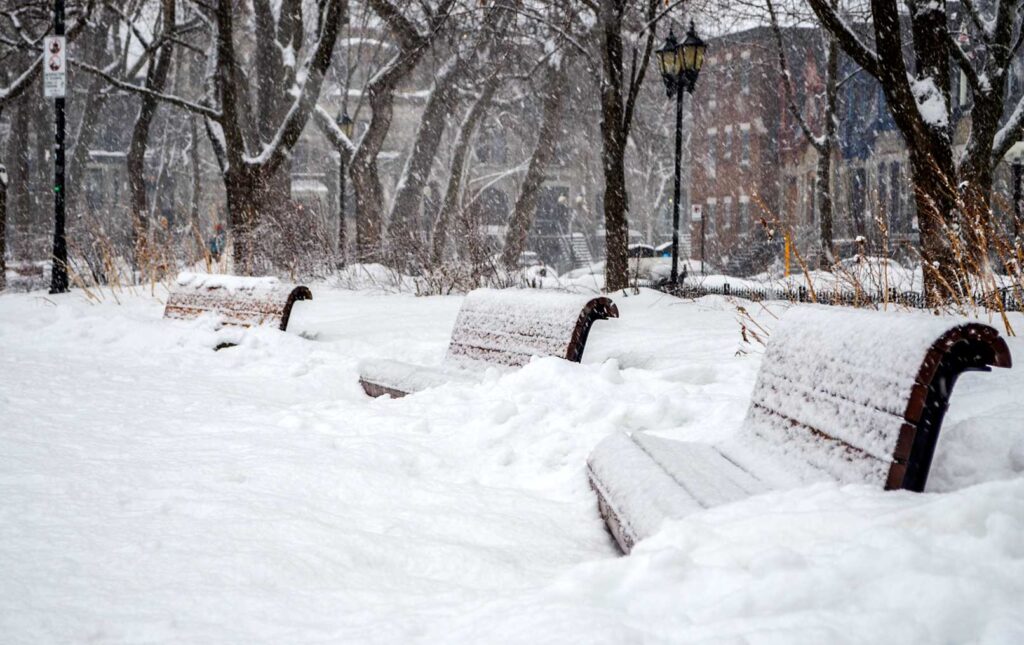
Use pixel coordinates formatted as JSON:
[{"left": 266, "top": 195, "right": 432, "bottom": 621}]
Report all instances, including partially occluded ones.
[
  {"left": 357, "top": 358, "right": 483, "bottom": 398},
  {"left": 359, "top": 288, "right": 618, "bottom": 398},
  {"left": 588, "top": 306, "right": 1013, "bottom": 554}
]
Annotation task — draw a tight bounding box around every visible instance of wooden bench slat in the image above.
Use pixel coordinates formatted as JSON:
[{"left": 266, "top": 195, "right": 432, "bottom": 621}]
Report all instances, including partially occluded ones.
[
  {"left": 750, "top": 367, "right": 908, "bottom": 465},
  {"left": 587, "top": 433, "right": 705, "bottom": 553},
  {"left": 632, "top": 434, "right": 769, "bottom": 508}
]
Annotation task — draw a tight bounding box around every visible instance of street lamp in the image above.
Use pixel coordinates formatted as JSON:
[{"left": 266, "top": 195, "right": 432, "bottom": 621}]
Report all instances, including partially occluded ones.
[
  {"left": 336, "top": 109, "right": 354, "bottom": 267},
  {"left": 656, "top": 20, "right": 706, "bottom": 285}
]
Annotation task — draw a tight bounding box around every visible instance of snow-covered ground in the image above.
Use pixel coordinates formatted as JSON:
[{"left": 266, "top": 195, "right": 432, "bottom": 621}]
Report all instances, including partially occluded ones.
[{"left": 1, "top": 286, "right": 1023, "bottom": 643}]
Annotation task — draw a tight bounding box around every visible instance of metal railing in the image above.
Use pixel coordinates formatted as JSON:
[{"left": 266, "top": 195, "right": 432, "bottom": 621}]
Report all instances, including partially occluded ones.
[{"left": 648, "top": 280, "right": 1023, "bottom": 312}]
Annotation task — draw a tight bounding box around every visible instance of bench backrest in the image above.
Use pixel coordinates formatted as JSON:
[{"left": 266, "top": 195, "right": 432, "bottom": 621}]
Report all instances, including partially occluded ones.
[
  {"left": 743, "top": 306, "right": 1011, "bottom": 491},
  {"left": 163, "top": 272, "right": 312, "bottom": 331},
  {"left": 444, "top": 288, "right": 619, "bottom": 369}
]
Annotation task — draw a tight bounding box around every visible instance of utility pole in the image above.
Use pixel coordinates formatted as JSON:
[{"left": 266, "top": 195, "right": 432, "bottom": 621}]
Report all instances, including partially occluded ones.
[{"left": 47, "top": 0, "right": 69, "bottom": 294}]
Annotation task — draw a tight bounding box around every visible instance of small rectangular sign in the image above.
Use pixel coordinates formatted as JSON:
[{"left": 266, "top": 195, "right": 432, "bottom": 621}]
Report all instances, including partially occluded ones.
[
  {"left": 691, "top": 204, "right": 703, "bottom": 221},
  {"left": 43, "top": 36, "right": 67, "bottom": 98}
]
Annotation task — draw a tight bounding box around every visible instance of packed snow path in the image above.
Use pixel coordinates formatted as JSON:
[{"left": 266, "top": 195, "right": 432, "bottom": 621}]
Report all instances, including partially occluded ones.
[{"left": 1, "top": 287, "right": 1023, "bottom": 643}]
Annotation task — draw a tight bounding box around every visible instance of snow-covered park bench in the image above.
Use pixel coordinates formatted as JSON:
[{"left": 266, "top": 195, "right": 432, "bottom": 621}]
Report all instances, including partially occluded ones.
[
  {"left": 359, "top": 288, "right": 619, "bottom": 398},
  {"left": 587, "top": 306, "right": 1013, "bottom": 554},
  {"left": 163, "top": 272, "right": 312, "bottom": 331}
]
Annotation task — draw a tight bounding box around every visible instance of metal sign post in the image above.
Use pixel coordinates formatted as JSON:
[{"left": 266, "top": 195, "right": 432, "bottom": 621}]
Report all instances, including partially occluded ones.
[{"left": 46, "top": 1, "right": 68, "bottom": 294}]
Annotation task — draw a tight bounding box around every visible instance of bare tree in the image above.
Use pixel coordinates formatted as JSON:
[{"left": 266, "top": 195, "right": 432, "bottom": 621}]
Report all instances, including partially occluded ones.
[
  {"left": 592, "top": 0, "right": 660, "bottom": 290},
  {"left": 348, "top": 0, "right": 456, "bottom": 263},
  {"left": 429, "top": 70, "right": 503, "bottom": 267},
  {"left": 127, "top": 0, "right": 176, "bottom": 269},
  {"left": 501, "top": 61, "right": 569, "bottom": 268},
  {"left": 807, "top": 0, "right": 1024, "bottom": 301},
  {"left": 385, "top": 3, "right": 509, "bottom": 269}
]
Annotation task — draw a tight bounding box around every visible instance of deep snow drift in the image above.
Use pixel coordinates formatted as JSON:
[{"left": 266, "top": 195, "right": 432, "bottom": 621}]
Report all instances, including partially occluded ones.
[{"left": 1, "top": 285, "right": 1022, "bottom": 643}]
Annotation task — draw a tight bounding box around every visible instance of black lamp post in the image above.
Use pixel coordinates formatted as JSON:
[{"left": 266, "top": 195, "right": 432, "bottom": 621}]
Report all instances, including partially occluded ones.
[
  {"left": 336, "top": 110, "right": 354, "bottom": 267},
  {"left": 49, "top": 0, "right": 68, "bottom": 294},
  {"left": 656, "top": 21, "right": 707, "bottom": 285}
]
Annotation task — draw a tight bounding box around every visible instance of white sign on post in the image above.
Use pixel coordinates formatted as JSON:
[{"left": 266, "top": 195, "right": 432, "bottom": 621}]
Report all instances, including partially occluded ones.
[
  {"left": 691, "top": 204, "right": 703, "bottom": 221},
  {"left": 43, "top": 36, "right": 67, "bottom": 98}
]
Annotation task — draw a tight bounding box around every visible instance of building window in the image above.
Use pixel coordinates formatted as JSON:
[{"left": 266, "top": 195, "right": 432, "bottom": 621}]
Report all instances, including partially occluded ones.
[
  {"left": 739, "top": 200, "right": 750, "bottom": 235},
  {"left": 741, "top": 63, "right": 750, "bottom": 95},
  {"left": 723, "top": 128, "right": 733, "bottom": 160},
  {"left": 740, "top": 129, "right": 750, "bottom": 165}
]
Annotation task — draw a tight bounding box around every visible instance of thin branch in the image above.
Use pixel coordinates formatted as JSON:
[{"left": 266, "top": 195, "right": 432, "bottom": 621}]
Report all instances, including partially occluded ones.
[
  {"left": 805, "top": 0, "right": 880, "bottom": 78},
  {"left": 767, "top": 0, "right": 824, "bottom": 153},
  {"left": 71, "top": 59, "right": 222, "bottom": 120}
]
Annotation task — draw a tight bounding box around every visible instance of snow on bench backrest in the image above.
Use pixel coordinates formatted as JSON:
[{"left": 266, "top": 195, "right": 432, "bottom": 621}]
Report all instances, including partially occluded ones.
[
  {"left": 163, "top": 272, "right": 312, "bottom": 330},
  {"left": 444, "top": 288, "right": 619, "bottom": 369},
  {"left": 744, "top": 306, "right": 1011, "bottom": 490}
]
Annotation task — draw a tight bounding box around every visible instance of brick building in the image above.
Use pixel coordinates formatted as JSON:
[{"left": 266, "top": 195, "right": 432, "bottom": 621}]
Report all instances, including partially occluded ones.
[
  {"left": 689, "top": 21, "right": 1024, "bottom": 276},
  {"left": 687, "top": 27, "right": 815, "bottom": 274}
]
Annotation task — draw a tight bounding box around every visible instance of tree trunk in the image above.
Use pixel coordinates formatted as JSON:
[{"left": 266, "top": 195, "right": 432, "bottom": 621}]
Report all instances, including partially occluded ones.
[
  {"left": 67, "top": 10, "right": 117, "bottom": 220},
  {"left": 386, "top": 55, "right": 463, "bottom": 267},
  {"left": 8, "top": 100, "right": 30, "bottom": 256},
  {"left": 906, "top": 144, "right": 961, "bottom": 300},
  {"left": 387, "top": 5, "right": 505, "bottom": 269},
  {"left": 350, "top": 55, "right": 421, "bottom": 263},
  {"left": 817, "top": 35, "right": 839, "bottom": 270},
  {"left": 350, "top": 0, "right": 454, "bottom": 265},
  {"left": 224, "top": 165, "right": 259, "bottom": 275},
  {"left": 430, "top": 72, "right": 501, "bottom": 267},
  {"left": 189, "top": 115, "right": 204, "bottom": 257},
  {"left": 127, "top": 0, "right": 176, "bottom": 273},
  {"left": 501, "top": 64, "right": 567, "bottom": 269},
  {"left": 211, "top": 0, "right": 346, "bottom": 273},
  {"left": 597, "top": 2, "right": 630, "bottom": 292},
  {"left": 601, "top": 130, "right": 630, "bottom": 291}
]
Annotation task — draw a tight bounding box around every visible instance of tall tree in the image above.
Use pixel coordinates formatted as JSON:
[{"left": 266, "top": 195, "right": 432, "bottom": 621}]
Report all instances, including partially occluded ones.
[
  {"left": 385, "top": 3, "right": 509, "bottom": 268},
  {"left": 214, "top": 0, "right": 347, "bottom": 272},
  {"left": 501, "top": 61, "right": 569, "bottom": 268},
  {"left": 807, "top": 0, "right": 1024, "bottom": 301},
  {"left": 593, "top": 0, "right": 659, "bottom": 291},
  {"left": 348, "top": 0, "right": 456, "bottom": 263},
  {"left": 127, "top": 0, "right": 176, "bottom": 270},
  {"left": 429, "top": 69, "right": 503, "bottom": 267}
]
